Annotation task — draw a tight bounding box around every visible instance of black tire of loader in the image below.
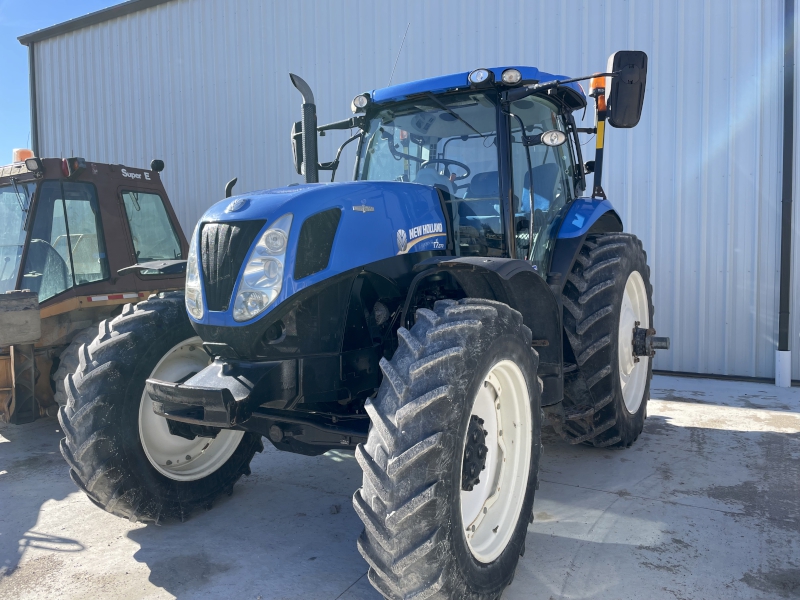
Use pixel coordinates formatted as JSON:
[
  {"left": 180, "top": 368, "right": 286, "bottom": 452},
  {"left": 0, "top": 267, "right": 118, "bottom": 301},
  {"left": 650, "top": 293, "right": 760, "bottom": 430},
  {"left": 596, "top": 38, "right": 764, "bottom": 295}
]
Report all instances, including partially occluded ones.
[
  {"left": 560, "top": 233, "right": 654, "bottom": 448},
  {"left": 354, "top": 298, "right": 542, "bottom": 600},
  {"left": 58, "top": 291, "right": 263, "bottom": 523},
  {"left": 53, "top": 325, "right": 99, "bottom": 406}
]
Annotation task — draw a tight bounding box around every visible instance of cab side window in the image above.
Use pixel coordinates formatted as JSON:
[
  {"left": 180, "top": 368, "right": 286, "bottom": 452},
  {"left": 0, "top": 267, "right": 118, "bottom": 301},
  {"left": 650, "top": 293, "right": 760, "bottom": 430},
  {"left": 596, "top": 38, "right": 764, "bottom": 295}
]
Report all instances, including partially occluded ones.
[
  {"left": 510, "top": 98, "right": 577, "bottom": 270},
  {"left": 121, "top": 191, "right": 183, "bottom": 267}
]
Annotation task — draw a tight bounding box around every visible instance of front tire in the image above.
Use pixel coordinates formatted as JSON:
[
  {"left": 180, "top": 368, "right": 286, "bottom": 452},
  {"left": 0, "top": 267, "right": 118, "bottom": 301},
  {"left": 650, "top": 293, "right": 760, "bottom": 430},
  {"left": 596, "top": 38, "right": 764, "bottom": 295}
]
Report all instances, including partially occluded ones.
[
  {"left": 58, "top": 292, "right": 262, "bottom": 522},
  {"left": 355, "top": 298, "right": 542, "bottom": 600}
]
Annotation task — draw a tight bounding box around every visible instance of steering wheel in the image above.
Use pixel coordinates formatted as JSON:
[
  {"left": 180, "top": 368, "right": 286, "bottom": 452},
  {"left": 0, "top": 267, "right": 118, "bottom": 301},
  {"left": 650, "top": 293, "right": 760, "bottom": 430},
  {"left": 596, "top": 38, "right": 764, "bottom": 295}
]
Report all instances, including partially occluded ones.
[{"left": 419, "top": 158, "right": 471, "bottom": 181}]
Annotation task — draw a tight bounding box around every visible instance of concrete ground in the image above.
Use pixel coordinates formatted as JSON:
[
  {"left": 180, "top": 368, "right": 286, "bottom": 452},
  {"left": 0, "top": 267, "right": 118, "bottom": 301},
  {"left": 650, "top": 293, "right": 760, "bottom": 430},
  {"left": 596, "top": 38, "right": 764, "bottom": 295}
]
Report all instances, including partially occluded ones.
[{"left": 0, "top": 375, "right": 798, "bottom": 600}]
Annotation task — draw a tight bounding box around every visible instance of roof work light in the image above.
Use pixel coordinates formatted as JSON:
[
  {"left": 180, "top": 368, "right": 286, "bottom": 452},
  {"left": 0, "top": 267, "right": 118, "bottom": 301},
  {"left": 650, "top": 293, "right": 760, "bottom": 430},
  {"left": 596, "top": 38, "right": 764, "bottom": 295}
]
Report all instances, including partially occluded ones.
[
  {"left": 468, "top": 69, "right": 492, "bottom": 85},
  {"left": 501, "top": 69, "right": 522, "bottom": 85},
  {"left": 351, "top": 94, "right": 370, "bottom": 113}
]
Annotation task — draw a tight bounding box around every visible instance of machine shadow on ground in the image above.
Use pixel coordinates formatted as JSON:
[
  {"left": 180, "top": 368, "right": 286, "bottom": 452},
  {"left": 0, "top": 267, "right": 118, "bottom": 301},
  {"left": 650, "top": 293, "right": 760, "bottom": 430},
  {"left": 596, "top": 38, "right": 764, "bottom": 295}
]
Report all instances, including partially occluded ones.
[
  {"left": 0, "top": 420, "right": 82, "bottom": 578},
  {"left": 126, "top": 447, "right": 378, "bottom": 599},
  {"left": 124, "top": 400, "right": 799, "bottom": 600}
]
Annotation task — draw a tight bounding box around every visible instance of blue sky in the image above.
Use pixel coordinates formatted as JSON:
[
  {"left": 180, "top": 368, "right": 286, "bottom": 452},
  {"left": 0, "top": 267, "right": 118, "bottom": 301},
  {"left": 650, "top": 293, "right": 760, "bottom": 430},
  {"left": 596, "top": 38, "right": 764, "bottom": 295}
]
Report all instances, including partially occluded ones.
[{"left": 0, "top": 0, "right": 112, "bottom": 163}]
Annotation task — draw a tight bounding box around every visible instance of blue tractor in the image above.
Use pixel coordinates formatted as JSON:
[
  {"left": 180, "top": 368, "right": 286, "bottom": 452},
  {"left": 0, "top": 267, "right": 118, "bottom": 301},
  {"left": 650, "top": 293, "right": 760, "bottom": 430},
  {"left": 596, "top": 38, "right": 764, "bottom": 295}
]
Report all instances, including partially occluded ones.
[{"left": 61, "top": 52, "right": 669, "bottom": 599}]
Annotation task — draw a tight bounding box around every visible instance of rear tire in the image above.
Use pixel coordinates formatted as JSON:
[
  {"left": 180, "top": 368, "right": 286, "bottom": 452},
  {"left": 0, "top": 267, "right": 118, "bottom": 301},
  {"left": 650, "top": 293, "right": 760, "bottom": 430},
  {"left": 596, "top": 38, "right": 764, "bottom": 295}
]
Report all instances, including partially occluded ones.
[
  {"left": 58, "top": 292, "right": 262, "bottom": 522},
  {"left": 53, "top": 325, "right": 98, "bottom": 407},
  {"left": 355, "top": 298, "right": 542, "bottom": 599},
  {"left": 559, "top": 233, "right": 654, "bottom": 448}
]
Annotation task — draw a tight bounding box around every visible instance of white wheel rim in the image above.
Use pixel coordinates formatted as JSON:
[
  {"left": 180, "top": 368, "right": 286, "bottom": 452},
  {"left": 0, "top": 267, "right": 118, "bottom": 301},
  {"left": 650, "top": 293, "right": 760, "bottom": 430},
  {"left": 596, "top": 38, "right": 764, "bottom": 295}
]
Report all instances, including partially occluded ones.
[
  {"left": 138, "top": 336, "right": 244, "bottom": 481},
  {"left": 460, "top": 360, "right": 532, "bottom": 564},
  {"left": 618, "top": 271, "right": 649, "bottom": 414}
]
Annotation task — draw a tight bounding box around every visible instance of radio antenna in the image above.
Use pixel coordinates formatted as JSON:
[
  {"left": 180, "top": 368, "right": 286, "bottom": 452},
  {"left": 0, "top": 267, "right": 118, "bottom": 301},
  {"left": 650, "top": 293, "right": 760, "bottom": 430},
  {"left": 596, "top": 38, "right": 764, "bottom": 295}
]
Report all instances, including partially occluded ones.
[{"left": 388, "top": 23, "right": 410, "bottom": 86}]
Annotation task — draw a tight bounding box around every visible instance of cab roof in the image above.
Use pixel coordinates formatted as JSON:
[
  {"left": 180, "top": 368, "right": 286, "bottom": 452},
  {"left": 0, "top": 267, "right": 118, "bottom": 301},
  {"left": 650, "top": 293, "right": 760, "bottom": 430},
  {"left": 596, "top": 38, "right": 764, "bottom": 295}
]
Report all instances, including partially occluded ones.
[
  {"left": 370, "top": 66, "right": 587, "bottom": 110},
  {"left": 0, "top": 158, "right": 163, "bottom": 187}
]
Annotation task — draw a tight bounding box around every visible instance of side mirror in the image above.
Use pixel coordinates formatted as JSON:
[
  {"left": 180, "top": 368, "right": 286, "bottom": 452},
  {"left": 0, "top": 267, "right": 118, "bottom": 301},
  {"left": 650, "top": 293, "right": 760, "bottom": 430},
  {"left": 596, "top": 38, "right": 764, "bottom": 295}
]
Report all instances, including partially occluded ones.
[
  {"left": 291, "top": 121, "right": 304, "bottom": 175},
  {"left": 606, "top": 51, "right": 648, "bottom": 128}
]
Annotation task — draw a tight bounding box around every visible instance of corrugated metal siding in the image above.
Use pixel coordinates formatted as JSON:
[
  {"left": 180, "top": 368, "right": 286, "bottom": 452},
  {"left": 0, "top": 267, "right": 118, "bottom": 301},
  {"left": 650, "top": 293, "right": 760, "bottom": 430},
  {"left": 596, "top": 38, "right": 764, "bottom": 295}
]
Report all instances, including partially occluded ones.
[{"left": 32, "top": 0, "right": 799, "bottom": 379}]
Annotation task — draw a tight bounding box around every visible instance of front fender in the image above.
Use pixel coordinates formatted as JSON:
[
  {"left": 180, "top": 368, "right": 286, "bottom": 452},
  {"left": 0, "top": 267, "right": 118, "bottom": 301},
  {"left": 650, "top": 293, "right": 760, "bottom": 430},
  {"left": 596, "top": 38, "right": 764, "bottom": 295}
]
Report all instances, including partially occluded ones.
[{"left": 403, "top": 257, "right": 563, "bottom": 406}]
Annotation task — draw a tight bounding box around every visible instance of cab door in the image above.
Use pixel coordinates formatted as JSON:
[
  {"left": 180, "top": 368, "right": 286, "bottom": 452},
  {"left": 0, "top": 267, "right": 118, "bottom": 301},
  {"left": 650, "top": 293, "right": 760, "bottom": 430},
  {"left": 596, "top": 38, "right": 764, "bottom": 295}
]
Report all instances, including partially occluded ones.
[
  {"left": 20, "top": 180, "right": 111, "bottom": 303},
  {"left": 509, "top": 97, "right": 577, "bottom": 272}
]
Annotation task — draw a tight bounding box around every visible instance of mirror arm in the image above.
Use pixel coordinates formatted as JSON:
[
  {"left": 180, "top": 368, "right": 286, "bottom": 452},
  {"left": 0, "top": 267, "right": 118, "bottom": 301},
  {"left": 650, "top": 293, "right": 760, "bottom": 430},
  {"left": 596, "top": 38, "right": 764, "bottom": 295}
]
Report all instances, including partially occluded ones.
[
  {"left": 318, "top": 116, "right": 364, "bottom": 134},
  {"left": 521, "top": 133, "right": 543, "bottom": 147},
  {"left": 319, "top": 132, "right": 362, "bottom": 182},
  {"left": 504, "top": 71, "right": 620, "bottom": 103}
]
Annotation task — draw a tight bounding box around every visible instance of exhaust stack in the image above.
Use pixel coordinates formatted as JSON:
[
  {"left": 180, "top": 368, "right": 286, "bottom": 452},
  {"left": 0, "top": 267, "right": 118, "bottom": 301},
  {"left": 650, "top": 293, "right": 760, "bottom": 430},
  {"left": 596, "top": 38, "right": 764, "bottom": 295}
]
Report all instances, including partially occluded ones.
[{"left": 289, "top": 74, "right": 319, "bottom": 183}]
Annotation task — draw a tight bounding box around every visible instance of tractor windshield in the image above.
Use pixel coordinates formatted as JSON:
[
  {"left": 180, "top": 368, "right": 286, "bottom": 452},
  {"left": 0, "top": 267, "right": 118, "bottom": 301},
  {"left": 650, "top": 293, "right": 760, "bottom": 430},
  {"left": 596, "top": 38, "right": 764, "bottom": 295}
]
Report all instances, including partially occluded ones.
[
  {"left": 357, "top": 91, "right": 507, "bottom": 256},
  {"left": 0, "top": 182, "right": 36, "bottom": 294}
]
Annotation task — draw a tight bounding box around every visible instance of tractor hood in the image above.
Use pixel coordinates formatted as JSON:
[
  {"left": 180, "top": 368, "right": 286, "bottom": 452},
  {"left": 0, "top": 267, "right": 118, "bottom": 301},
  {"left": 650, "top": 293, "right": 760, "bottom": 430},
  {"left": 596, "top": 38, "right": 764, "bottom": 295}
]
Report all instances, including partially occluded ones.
[{"left": 192, "top": 181, "right": 447, "bottom": 327}]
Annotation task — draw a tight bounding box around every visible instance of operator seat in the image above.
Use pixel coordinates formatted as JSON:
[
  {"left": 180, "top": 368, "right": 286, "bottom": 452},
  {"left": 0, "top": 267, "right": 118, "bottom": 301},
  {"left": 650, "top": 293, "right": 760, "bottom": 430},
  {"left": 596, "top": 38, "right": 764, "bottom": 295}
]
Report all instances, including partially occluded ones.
[
  {"left": 521, "top": 163, "right": 560, "bottom": 213},
  {"left": 461, "top": 171, "right": 500, "bottom": 220},
  {"left": 523, "top": 163, "right": 561, "bottom": 235},
  {"left": 457, "top": 171, "right": 502, "bottom": 256}
]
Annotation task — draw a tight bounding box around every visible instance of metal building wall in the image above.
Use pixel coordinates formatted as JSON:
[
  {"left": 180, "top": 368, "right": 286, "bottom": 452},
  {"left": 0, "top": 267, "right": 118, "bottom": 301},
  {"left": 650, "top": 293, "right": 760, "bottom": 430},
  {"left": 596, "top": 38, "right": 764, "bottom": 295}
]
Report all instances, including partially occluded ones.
[{"left": 31, "top": 0, "right": 799, "bottom": 379}]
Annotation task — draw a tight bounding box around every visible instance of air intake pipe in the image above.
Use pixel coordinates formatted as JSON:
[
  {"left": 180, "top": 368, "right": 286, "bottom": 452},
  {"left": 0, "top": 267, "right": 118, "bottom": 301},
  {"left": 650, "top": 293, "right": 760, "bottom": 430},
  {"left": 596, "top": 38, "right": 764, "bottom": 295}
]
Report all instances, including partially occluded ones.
[{"left": 289, "top": 73, "right": 319, "bottom": 183}]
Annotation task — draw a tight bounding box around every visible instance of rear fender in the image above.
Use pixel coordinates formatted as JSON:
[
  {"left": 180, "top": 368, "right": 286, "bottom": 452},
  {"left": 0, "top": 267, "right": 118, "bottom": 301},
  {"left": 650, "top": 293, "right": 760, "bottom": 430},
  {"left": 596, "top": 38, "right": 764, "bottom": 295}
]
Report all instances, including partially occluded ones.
[{"left": 402, "top": 257, "right": 563, "bottom": 406}]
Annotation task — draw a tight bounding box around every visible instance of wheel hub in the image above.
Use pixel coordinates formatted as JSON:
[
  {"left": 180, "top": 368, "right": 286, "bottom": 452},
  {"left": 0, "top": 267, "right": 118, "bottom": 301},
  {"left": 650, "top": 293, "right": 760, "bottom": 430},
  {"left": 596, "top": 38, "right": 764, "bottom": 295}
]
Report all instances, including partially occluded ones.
[
  {"left": 138, "top": 337, "right": 244, "bottom": 481},
  {"left": 462, "top": 415, "right": 488, "bottom": 491},
  {"left": 618, "top": 271, "right": 650, "bottom": 414}
]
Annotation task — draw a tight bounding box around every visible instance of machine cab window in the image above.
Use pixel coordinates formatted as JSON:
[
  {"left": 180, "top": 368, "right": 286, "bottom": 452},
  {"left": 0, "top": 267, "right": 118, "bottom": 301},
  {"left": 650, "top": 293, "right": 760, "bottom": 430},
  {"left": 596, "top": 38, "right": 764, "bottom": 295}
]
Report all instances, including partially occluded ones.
[
  {"left": 121, "top": 190, "right": 183, "bottom": 274},
  {"left": 357, "top": 91, "right": 507, "bottom": 257},
  {"left": 0, "top": 181, "right": 36, "bottom": 294}
]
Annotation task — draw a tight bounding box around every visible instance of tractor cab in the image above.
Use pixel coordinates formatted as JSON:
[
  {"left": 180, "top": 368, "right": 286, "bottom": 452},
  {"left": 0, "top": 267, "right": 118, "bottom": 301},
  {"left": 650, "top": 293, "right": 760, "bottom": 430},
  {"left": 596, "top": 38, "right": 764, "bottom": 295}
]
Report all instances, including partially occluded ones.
[
  {"left": 0, "top": 155, "right": 186, "bottom": 306},
  {"left": 353, "top": 67, "right": 587, "bottom": 272}
]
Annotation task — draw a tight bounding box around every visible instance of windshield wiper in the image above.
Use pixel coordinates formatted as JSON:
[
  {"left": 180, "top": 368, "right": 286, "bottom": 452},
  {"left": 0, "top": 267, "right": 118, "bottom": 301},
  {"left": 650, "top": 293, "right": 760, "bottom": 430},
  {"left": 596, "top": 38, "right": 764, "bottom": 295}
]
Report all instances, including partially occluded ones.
[
  {"left": 9, "top": 178, "right": 34, "bottom": 231},
  {"left": 425, "top": 93, "right": 486, "bottom": 139},
  {"left": 10, "top": 178, "right": 29, "bottom": 213}
]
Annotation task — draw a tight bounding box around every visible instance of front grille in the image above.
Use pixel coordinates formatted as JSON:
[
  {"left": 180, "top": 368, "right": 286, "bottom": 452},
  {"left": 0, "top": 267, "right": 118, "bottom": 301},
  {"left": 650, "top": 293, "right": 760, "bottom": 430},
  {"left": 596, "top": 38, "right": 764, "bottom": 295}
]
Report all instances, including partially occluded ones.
[{"left": 201, "top": 220, "right": 265, "bottom": 312}]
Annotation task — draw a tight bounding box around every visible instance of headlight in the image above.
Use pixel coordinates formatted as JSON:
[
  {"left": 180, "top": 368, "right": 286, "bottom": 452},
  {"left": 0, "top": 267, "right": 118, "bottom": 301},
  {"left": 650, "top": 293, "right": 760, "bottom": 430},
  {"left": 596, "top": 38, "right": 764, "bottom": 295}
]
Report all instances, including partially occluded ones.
[
  {"left": 233, "top": 213, "right": 293, "bottom": 322},
  {"left": 185, "top": 225, "right": 204, "bottom": 319}
]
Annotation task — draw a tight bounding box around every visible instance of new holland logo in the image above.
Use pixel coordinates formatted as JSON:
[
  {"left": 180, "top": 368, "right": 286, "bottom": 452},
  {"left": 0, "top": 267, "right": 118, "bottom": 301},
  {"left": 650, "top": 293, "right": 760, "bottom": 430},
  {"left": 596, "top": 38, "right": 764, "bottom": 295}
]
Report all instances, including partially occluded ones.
[
  {"left": 396, "top": 222, "right": 444, "bottom": 254},
  {"left": 225, "top": 198, "right": 249, "bottom": 213},
  {"left": 396, "top": 229, "right": 408, "bottom": 252}
]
